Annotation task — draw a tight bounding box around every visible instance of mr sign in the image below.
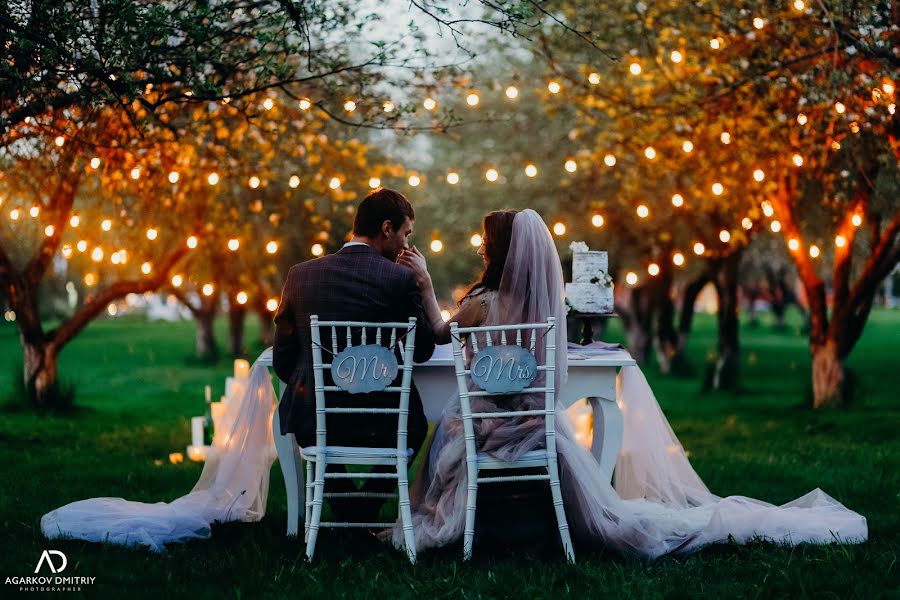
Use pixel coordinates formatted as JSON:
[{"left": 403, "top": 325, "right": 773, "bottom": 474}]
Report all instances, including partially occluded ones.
[
  {"left": 470, "top": 345, "right": 538, "bottom": 393},
  {"left": 331, "top": 345, "right": 399, "bottom": 394}
]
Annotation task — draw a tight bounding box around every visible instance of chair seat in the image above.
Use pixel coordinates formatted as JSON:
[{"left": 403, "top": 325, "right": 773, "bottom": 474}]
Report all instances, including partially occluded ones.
[
  {"left": 477, "top": 449, "right": 549, "bottom": 470},
  {"left": 301, "top": 445, "right": 413, "bottom": 465}
]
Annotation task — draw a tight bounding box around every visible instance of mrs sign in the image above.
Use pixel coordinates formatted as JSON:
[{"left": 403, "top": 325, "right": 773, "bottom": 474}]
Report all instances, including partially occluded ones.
[
  {"left": 470, "top": 345, "right": 538, "bottom": 393},
  {"left": 330, "top": 344, "right": 399, "bottom": 394}
]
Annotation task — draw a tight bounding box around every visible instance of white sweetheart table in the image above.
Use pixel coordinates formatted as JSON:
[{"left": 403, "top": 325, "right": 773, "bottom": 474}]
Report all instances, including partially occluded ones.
[{"left": 257, "top": 344, "right": 636, "bottom": 536}]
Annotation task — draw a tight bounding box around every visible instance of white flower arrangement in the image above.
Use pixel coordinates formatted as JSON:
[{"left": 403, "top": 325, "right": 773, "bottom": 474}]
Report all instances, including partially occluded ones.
[{"left": 569, "top": 241, "right": 590, "bottom": 253}]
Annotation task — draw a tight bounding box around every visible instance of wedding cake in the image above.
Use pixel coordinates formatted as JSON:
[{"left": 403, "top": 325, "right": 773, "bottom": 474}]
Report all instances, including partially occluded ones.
[{"left": 565, "top": 242, "right": 614, "bottom": 314}]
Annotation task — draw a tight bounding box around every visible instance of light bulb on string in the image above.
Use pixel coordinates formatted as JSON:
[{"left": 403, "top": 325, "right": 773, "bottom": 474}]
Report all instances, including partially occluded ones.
[
  {"left": 604, "top": 154, "right": 616, "bottom": 166},
  {"left": 470, "top": 234, "right": 483, "bottom": 247},
  {"left": 423, "top": 97, "right": 437, "bottom": 110},
  {"left": 682, "top": 140, "right": 693, "bottom": 153},
  {"left": 648, "top": 263, "right": 660, "bottom": 276},
  {"left": 671, "top": 194, "right": 684, "bottom": 207},
  {"left": 753, "top": 169, "right": 765, "bottom": 182},
  {"left": 8, "top": 209, "right": 18, "bottom": 220},
  {"left": 130, "top": 167, "right": 141, "bottom": 180},
  {"left": 90, "top": 157, "right": 101, "bottom": 169},
  {"left": 720, "top": 132, "right": 731, "bottom": 144},
  {"left": 525, "top": 164, "right": 538, "bottom": 177},
  {"left": 344, "top": 100, "right": 356, "bottom": 112},
  {"left": 101, "top": 218, "right": 112, "bottom": 231},
  {"left": 670, "top": 50, "right": 683, "bottom": 63},
  {"left": 228, "top": 238, "right": 240, "bottom": 251},
  {"left": 299, "top": 98, "right": 312, "bottom": 110},
  {"left": 564, "top": 159, "right": 577, "bottom": 173},
  {"left": 29, "top": 206, "right": 39, "bottom": 218},
  {"left": 792, "top": 154, "right": 804, "bottom": 167},
  {"left": 588, "top": 73, "right": 601, "bottom": 85},
  {"left": 91, "top": 247, "right": 104, "bottom": 262},
  {"left": 673, "top": 252, "right": 685, "bottom": 266},
  {"left": 719, "top": 230, "right": 731, "bottom": 243},
  {"left": 69, "top": 215, "right": 80, "bottom": 227},
  {"left": 797, "top": 113, "right": 808, "bottom": 125},
  {"left": 329, "top": 176, "right": 342, "bottom": 189},
  {"left": 446, "top": 172, "right": 459, "bottom": 185},
  {"left": 712, "top": 182, "right": 724, "bottom": 196},
  {"left": 249, "top": 176, "right": 260, "bottom": 189},
  {"left": 629, "top": 63, "right": 642, "bottom": 75},
  {"left": 382, "top": 100, "right": 394, "bottom": 113},
  {"left": 753, "top": 17, "right": 765, "bottom": 29},
  {"left": 430, "top": 239, "right": 443, "bottom": 253},
  {"left": 636, "top": 204, "right": 649, "bottom": 218},
  {"left": 710, "top": 38, "right": 722, "bottom": 50},
  {"left": 171, "top": 274, "right": 183, "bottom": 287},
  {"left": 44, "top": 225, "right": 54, "bottom": 237},
  {"left": 835, "top": 234, "right": 847, "bottom": 248},
  {"left": 742, "top": 217, "right": 753, "bottom": 230},
  {"left": 207, "top": 172, "right": 219, "bottom": 185},
  {"left": 834, "top": 102, "right": 846, "bottom": 114},
  {"left": 552, "top": 222, "right": 566, "bottom": 236},
  {"left": 644, "top": 147, "right": 656, "bottom": 160},
  {"left": 771, "top": 220, "right": 782, "bottom": 232},
  {"left": 693, "top": 242, "right": 705, "bottom": 255},
  {"left": 311, "top": 243, "right": 324, "bottom": 256},
  {"left": 236, "top": 291, "right": 248, "bottom": 305},
  {"left": 187, "top": 236, "right": 198, "bottom": 249},
  {"left": 548, "top": 81, "right": 561, "bottom": 94},
  {"left": 266, "top": 298, "right": 279, "bottom": 312},
  {"left": 141, "top": 262, "right": 152, "bottom": 275},
  {"left": 851, "top": 214, "right": 862, "bottom": 227},
  {"left": 809, "top": 245, "right": 820, "bottom": 258},
  {"left": 55, "top": 136, "right": 65, "bottom": 147},
  {"left": 788, "top": 238, "right": 800, "bottom": 251},
  {"left": 591, "top": 214, "right": 605, "bottom": 228},
  {"left": 368, "top": 177, "right": 381, "bottom": 189},
  {"left": 485, "top": 168, "right": 499, "bottom": 182},
  {"left": 263, "top": 98, "right": 274, "bottom": 111},
  {"left": 793, "top": 0, "right": 805, "bottom": 10},
  {"left": 146, "top": 228, "right": 158, "bottom": 240},
  {"left": 505, "top": 86, "right": 518, "bottom": 99},
  {"left": 625, "top": 272, "right": 638, "bottom": 285},
  {"left": 466, "top": 93, "right": 479, "bottom": 106},
  {"left": 761, "top": 201, "right": 775, "bottom": 217},
  {"left": 61, "top": 244, "right": 73, "bottom": 259},
  {"left": 77, "top": 240, "right": 87, "bottom": 252},
  {"left": 407, "top": 174, "right": 420, "bottom": 187},
  {"left": 202, "top": 283, "right": 214, "bottom": 296},
  {"left": 266, "top": 241, "right": 278, "bottom": 254},
  {"left": 168, "top": 171, "right": 179, "bottom": 184},
  {"left": 289, "top": 175, "right": 300, "bottom": 188}
]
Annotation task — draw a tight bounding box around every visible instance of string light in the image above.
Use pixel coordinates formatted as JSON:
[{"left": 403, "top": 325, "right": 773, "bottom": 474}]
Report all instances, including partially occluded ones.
[
  {"left": 850, "top": 122, "right": 860, "bottom": 133},
  {"left": 228, "top": 238, "right": 240, "bottom": 251},
  {"left": 793, "top": 0, "right": 805, "bottom": 10},
  {"left": 77, "top": 240, "right": 87, "bottom": 252},
  {"left": 485, "top": 168, "right": 499, "bottom": 182},
  {"left": 670, "top": 50, "right": 683, "bottom": 63},
  {"left": 187, "top": 236, "right": 198, "bottom": 249},
  {"left": 207, "top": 172, "right": 219, "bottom": 185},
  {"left": 588, "top": 73, "right": 601, "bottom": 85},
  {"left": 171, "top": 274, "right": 184, "bottom": 287},
  {"left": 344, "top": 100, "right": 356, "bottom": 112},
  {"left": 168, "top": 171, "right": 179, "bottom": 184},
  {"left": 7, "top": 209, "right": 16, "bottom": 221},
  {"left": 792, "top": 154, "right": 804, "bottom": 167},
  {"left": 797, "top": 113, "right": 808, "bottom": 125},
  {"left": 564, "top": 159, "right": 577, "bottom": 173},
  {"left": 644, "top": 147, "right": 656, "bottom": 160},
  {"left": 470, "top": 234, "right": 483, "bottom": 247},
  {"left": 430, "top": 239, "right": 443, "bottom": 252},
  {"left": 851, "top": 214, "right": 862, "bottom": 227},
  {"left": 111, "top": 251, "right": 122, "bottom": 265},
  {"left": 91, "top": 247, "right": 104, "bottom": 262},
  {"left": 141, "top": 262, "right": 152, "bottom": 275},
  {"left": 626, "top": 272, "right": 638, "bottom": 285},
  {"left": 693, "top": 242, "right": 705, "bottom": 255},
  {"left": 682, "top": 140, "right": 693, "bottom": 153},
  {"left": 299, "top": 98, "right": 312, "bottom": 110},
  {"left": 69, "top": 215, "right": 80, "bottom": 227},
  {"left": 249, "top": 176, "right": 260, "bottom": 189},
  {"left": 719, "top": 230, "right": 731, "bottom": 243},
  {"left": 368, "top": 177, "right": 381, "bottom": 188},
  {"left": 505, "top": 86, "right": 518, "bottom": 99},
  {"left": 130, "top": 167, "right": 141, "bottom": 180},
  {"left": 712, "top": 182, "right": 724, "bottom": 196},
  {"left": 29, "top": 206, "right": 39, "bottom": 218},
  {"left": 466, "top": 93, "right": 479, "bottom": 106},
  {"left": 709, "top": 38, "right": 722, "bottom": 50},
  {"left": 753, "top": 17, "right": 765, "bottom": 29},
  {"left": 55, "top": 136, "right": 65, "bottom": 147},
  {"left": 329, "top": 176, "right": 342, "bottom": 189},
  {"left": 591, "top": 214, "right": 605, "bottom": 228},
  {"left": 383, "top": 100, "right": 394, "bottom": 113},
  {"left": 629, "top": 63, "right": 642, "bottom": 75},
  {"left": 266, "top": 241, "right": 278, "bottom": 254},
  {"left": 832, "top": 141, "right": 842, "bottom": 150},
  {"left": 84, "top": 273, "right": 96, "bottom": 287},
  {"left": 834, "top": 102, "right": 846, "bottom": 114},
  {"left": 671, "top": 194, "right": 684, "bottom": 207},
  {"left": 648, "top": 263, "right": 660, "bottom": 276},
  {"left": 771, "top": 220, "right": 782, "bottom": 232},
  {"left": 44, "top": 225, "right": 54, "bottom": 237},
  {"left": 835, "top": 234, "right": 847, "bottom": 248},
  {"left": 788, "top": 238, "right": 800, "bottom": 251},
  {"left": 548, "top": 81, "right": 561, "bottom": 94},
  {"left": 889, "top": 104, "right": 896, "bottom": 115},
  {"left": 202, "top": 283, "right": 214, "bottom": 296},
  {"left": 101, "top": 219, "right": 112, "bottom": 231},
  {"left": 761, "top": 201, "right": 775, "bottom": 217},
  {"left": 525, "top": 164, "right": 538, "bottom": 177},
  {"left": 446, "top": 171, "right": 459, "bottom": 185},
  {"left": 263, "top": 98, "right": 274, "bottom": 111},
  {"left": 144, "top": 228, "right": 157, "bottom": 241},
  {"left": 311, "top": 243, "right": 324, "bottom": 256},
  {"left": 720, "top": 132, "right": 731, "bottom": 144},
  {"left": 236, "top": 291, "right": 248, "bottom": 304},
  {"left": 742, "top": 217, "right": 753, "bottom": 230},
  {"left": 266, "top": 298, "right": 279, "bottom": 312},
  {"left": 423, "top": 97, "right": 437, "bottom": 110},
  {"left": 636, "top": 204, "right": 649, "bottom": 218},
  {"left": 673, "top": 252, "right": 685, "bottom": 266},
  {"left": 552, "top": 222, "right": 566, "bottom": 236},
  {"left": 407, "top": 174, "right": 421, "bottom": 187},
  {"left": 809, "top": 245, "right": 820, "bottom": 258},
  {"left": 90, "top": 157, "right": 101, "bottom": 169},
  {"left": 604, "top": 154, "right": 616, "bottom": 166},
  {"left": 61, "top": 244, "right": 73, "bottom": 258},
  {"left": 289, "top": 175, "right": 300, "bottom": 188},
  {"left": 753, "top": 169, "right": 765, "bottom": 182}
]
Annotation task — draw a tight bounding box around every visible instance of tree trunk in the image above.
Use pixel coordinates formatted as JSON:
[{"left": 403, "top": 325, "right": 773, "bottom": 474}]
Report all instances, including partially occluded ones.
[
  {"left": 22, "top": 340, "right": 60, "bottom": 408},
  {"left": 228, "top": 305, "right": 247, "bottom": 356},
  {"left": 678, "top": 271, "right": 711, "bottom": 354},
  {"left": 653, "top": 271, "right": 680, "bottom": 374},
  {"left": 811, "top": 341, "right": 845, "bottom": 409},
  {"left": 619, "top": 286, "right": 654, "bottom": 364},
  {"left": 711, "top": 252, "right": 742, "bottom": 390},
  {"left": 256, "top": 306, "right": 274, "bottom": 346},
  {"left": 196, "top": 311, "right": 218, "bottom": 360}
]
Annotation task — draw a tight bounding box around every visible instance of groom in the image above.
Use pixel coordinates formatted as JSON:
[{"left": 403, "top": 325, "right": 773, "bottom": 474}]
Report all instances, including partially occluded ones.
[{"left": 272, "top": 188, "right": 436, "bottom": 522}]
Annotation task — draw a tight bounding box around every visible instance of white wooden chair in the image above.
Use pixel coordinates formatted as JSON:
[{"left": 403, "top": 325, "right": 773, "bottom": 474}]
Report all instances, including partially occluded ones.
[
  {"left": 302, "top": 315, "right": 418, "bottom": 563},
  {"left": 449, "top": 316, "right": 575, "bottom": 562}
]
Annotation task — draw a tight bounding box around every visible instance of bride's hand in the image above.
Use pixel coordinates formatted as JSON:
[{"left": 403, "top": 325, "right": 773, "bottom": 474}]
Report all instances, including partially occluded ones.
[{"left": 398, "top": 246, "right": 431, "bottom": 288}]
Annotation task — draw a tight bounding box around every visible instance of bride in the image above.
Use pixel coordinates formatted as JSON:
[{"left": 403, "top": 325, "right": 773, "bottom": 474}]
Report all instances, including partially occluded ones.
[
  {"left": 395, "top": 208, "right": 867, "bottom": 559},
  {"left": 41, "top": 208, "right": 866, "bottom": 560}
]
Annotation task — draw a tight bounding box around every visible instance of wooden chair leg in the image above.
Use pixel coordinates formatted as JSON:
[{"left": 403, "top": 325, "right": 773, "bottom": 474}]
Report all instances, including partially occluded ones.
[
  {"left": 305, "top": 458, "right": 327, "bottom": 560},
  {"left": 548, "top": 461, "right": 575, "bottom": 562},
  {"left": 396, "top": 459, "right": 417, "bottom": 564}
]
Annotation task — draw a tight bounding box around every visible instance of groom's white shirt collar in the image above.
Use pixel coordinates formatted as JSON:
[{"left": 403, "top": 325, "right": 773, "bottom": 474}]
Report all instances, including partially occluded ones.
[{"left": 342, "top": 241, "right": 370, "bottom": 248}]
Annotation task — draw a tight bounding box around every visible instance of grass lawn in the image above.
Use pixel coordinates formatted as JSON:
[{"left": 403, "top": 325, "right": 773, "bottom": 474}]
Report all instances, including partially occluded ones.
[{"left": 0, "top": 310, "right": 898, "bottom": 598}]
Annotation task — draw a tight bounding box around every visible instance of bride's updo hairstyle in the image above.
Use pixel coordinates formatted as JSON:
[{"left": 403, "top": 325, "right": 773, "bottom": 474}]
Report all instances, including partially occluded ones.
[{"left": 460, "top": 209, "right": 518, "bottom": 303}]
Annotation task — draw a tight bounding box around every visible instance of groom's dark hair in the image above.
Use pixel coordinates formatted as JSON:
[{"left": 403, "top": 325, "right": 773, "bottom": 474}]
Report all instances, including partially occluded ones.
[{"left": 353, "top": 188, "right": 415, "bottom": 237}]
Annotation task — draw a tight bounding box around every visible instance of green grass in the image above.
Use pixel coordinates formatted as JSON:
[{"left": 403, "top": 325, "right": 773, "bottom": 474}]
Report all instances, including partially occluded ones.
[{"left": 0, "top": 310, "right": 898, "bottom": 598}]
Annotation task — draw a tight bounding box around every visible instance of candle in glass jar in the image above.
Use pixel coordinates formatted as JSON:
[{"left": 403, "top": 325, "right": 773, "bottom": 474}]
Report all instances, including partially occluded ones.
[
  {"left": 191, "top": 416, "right": 205, "bottom": 447},
  {"left": 187, "top": 445, "right": 206, "bottom": 461}
]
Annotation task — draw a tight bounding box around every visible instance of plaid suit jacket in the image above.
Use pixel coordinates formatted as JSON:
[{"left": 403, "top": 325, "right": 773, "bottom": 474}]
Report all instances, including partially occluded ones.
[{"left": 272, "top": 244, "right": 436, "bottom": 448}]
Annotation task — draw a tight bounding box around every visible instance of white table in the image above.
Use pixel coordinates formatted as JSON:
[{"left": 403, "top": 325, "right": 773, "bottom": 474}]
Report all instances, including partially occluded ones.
[{"left": 258, "top": 344, "right": 636, "bottom": 536}]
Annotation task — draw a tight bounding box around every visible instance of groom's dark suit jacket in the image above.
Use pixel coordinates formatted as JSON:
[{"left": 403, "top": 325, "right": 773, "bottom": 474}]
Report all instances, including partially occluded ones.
[{"left": 272, "top": 244, "right": 436, "bottom": 449}]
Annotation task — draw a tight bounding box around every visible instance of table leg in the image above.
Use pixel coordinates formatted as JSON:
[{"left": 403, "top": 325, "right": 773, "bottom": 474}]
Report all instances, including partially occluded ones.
[
  {"left": 588, "top": 395, "right": 624, "bottom": 482},
  {"left": 272, "top": 379, "right": 304, "bottom": 537}
]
